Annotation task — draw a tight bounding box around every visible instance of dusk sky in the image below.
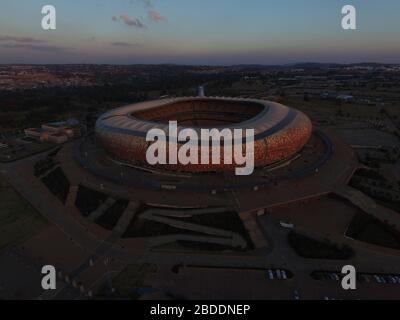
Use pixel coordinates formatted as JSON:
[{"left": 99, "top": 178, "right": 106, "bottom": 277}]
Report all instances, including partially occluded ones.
[{"left": 0, "top": 0, "right": 400, "bottom": 65}]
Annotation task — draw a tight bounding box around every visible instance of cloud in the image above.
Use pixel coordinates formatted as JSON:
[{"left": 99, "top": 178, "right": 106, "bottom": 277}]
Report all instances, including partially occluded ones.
[
  {"left": 148, "top": 10, "right": 166, "bottom": 22},
  {"left": 0, "top": 35, "right": 47, "bottom": 44},
  {"left": 142, "top": 0, "right": 153, "bottom": 9},
  {"left": 112, "top": 1, "right": 166, "bottom": 29},
  {"left": 120, "top": 14, "right": 145, "bottom": 28},
  {"left": 0, "top": 35, "right": 72, "bottom": 53},
  {"left": 139, "top": 0, "right": 167, "bottom": 23},
  {"left": 112, "top": 14, "right": 146, "bottom": 28},
  {"left": 110, "top": 41, "right": 140, "bottom": 47},
  {"left": 0, "top": 43, "right": 73, "bottom": 53}
]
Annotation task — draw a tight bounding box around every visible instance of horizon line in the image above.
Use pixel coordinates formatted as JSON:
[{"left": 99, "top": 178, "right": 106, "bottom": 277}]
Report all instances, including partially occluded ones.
[{"left": 1, "top": 61, "right": 400, "bottom": 67}]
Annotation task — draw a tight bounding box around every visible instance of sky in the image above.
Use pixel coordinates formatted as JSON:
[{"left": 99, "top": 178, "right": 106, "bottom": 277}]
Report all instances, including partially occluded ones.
[{"left": 0, "top": 0, "right": 399, "bottom": 65}]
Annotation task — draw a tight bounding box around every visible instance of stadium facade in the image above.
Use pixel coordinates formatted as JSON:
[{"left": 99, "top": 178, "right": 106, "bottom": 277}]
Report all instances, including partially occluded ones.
[{"left": 95, "top": 97, "right": 312, "bottom": 173}]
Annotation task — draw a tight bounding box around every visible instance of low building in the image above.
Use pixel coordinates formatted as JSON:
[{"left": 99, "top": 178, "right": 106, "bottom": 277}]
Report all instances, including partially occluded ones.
[
  {"left": 42, "top": 123, "right": 68, "bottom": 133},
  {"left": 48, "top": 133, "right": 68, "bottom": 144},
  {"left": 25, "top": 128, "right": 46, "bottom": 139},
  {"left": 25, "top": 119, "right": 81, "bottom": 144}
]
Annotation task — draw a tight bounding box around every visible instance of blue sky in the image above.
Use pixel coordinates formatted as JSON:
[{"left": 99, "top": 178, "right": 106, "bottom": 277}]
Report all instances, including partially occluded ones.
[{"left": 0, "top": 0, "right": 399, "bottom": 64}]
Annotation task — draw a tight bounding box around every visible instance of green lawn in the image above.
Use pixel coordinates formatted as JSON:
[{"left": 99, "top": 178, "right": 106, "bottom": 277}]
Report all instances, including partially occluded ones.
[{"left": 0, "top": 174, "right": 48, "bottom": 251}]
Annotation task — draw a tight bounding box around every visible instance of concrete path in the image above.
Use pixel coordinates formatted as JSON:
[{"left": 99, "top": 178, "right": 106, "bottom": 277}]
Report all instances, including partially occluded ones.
[
  {"left": 140, "top": 208, "right": 247, "bottom": 249},
  {"left": 88, "top": 197, "right": 116, "bottom": 222},
  {"left": 335, "top": 185, "right": 400, "bottom": 228},
  {"left": 112, "top": 201, "right": 141, "bottom": 236},
  {"left": 65, "top": 185, "right": 78, "bottom": 208}
]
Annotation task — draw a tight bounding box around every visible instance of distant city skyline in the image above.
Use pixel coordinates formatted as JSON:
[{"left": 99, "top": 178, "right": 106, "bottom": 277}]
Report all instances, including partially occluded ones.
[{"left": 1, "top": 0, "right": 400, "bottom": 65}]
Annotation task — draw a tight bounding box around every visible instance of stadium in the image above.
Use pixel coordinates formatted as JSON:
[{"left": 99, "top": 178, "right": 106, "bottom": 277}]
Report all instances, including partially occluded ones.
[
  {"left": 95, "top": 97, "right": 313, "bottom": 173},
  {"left": 47, "top": 92, "right": 357, "bottom": 261}
]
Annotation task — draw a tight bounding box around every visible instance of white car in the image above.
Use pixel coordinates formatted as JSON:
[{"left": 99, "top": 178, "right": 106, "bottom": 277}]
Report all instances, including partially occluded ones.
[
  {"left": 268, "top": 269, "right": 274, "bottom": 280},
  {"left": 332, "top": 273, "right": 340, "bottom": 281}
]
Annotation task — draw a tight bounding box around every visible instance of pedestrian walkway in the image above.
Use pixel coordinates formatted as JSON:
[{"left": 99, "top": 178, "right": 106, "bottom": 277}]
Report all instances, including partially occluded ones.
[
  {"left": 88, "top": 197, "right": 116, "bottom": 221},
  {"left": 65, "top": 185, "right": 78, "bottom": 208},
  {"left": 335, "top": 185, "right": 400, "bottom": 229},
  {"left": 112, "top": 201, "right": 141, "bottom": 236}
]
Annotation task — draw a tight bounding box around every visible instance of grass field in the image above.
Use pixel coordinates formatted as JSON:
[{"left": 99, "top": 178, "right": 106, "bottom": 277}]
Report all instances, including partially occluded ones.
[
  {"left": 109, "top": 264, "right": 157, "bottom": 298},
  {"left": 0, "top": 174, "right": 48, "bottom": 251},
  {"left": 346, "top": 212, "right": 400, "bottom": 250},
  {"left": 288, "top": 231, "right": 354, "bottom": 260}
]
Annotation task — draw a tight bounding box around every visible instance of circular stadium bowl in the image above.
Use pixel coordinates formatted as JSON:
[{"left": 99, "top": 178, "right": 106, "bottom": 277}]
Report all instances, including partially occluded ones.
[{"left": 95, "top": 97, "right": 313, "bottom": 173}]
